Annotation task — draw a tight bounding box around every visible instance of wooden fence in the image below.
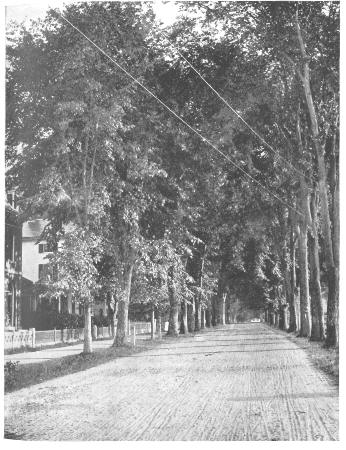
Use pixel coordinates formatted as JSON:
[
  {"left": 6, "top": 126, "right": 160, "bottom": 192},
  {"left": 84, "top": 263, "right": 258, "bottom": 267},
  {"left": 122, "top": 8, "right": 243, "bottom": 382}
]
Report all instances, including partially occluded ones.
[{"left": 4, "top": 320, "right": 158, "bottom": 351}]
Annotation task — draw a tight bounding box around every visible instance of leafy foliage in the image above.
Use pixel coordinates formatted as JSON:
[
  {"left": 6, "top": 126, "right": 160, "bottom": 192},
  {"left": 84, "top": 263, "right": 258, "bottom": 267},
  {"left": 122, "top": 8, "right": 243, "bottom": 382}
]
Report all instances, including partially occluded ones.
[{"left": 6, "top": 2, "right": 339, "bottom": 342}]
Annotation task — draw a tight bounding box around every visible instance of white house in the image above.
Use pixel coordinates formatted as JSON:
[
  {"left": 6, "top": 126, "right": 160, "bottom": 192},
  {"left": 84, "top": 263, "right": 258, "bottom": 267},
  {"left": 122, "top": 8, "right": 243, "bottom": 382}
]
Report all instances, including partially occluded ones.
[
  {"left": 22, "top": 219, "right": 76, "bottom": 316},
  {"left": 21, "top": 219, "right": 107, "bottom": 324},
  {"left": 22, "top": 219, "right": 50, "bottom": 284}
]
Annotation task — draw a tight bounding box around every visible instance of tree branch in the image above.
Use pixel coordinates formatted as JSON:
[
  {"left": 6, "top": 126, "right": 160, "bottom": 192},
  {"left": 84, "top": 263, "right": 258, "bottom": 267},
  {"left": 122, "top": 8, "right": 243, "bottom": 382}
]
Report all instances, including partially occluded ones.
[
  {"left": 66, "top": 153, "right": 82, "bottom": 227},
  {"left": 280, "top": 51, "right": 304, "bottom": 83}
]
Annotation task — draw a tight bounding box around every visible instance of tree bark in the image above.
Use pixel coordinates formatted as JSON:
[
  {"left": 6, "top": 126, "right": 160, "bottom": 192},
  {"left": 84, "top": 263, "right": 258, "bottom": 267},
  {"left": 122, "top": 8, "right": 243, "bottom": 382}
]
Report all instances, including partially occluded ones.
[
  {"left": 114, "top": 263, "right": 133, "bottom": 346},
  {"left": 211, "top": 296, "right": 218, "bottom": 326},
  {"left": 296, "top": 110, "right": 312, "bottom": 338},
  {"left": 327, "top": 129, "right": 339, "bottom": 347},
  {"left": 83, "top": 302, "right": 93, "bottom": 354},
  {"left": 218, "top": 293, "right": 226, "bottom": 325},
  {"left": 275, "top": 310, "right": 280, "bottom": 328},
  {"left": 195, "top": 297, "right": 201, "bottom": 331},
  {"left": 201, "top": 309, "right": 205, "bottom": 329},
  {"left": 150, "top": 305, "right": 155, "bottom": 340},
  {"left": 157, "top": 312, "right": 162, "bottom": 339},
  {"left": 194, "top": 247, "right": 205, "bottom": 331},
  {"left": 289, "top": 222, "right": 298, "bottom": 332},
  {"left": 282, "top": 304, "right": 289, "bottom": 331},
  {"left": 298, "top": 220, "right": 311, "bottom": 337},
  {"left": 205, "top": 309, "right": 211, "bottom": 327},
  {"left": 187, "top": 301, "right": 195, "bottom": 332},
  {"left": 181, "top": 299, "right": 188, "bottom": 334},
  {"left": 272, "top": 310, "right": 276, "bottom": 327},
  {"left": 167, "top": 265, "right": 179, "bottom": 336},
  {"left": 309, "top": 190, "right": 325, "bottom": 340},
  {"left": 296, "top": 14, "right": 338, "bottom": 346},
  {"left": 270, "top": 309, "right": 274, "bottom": 326}
]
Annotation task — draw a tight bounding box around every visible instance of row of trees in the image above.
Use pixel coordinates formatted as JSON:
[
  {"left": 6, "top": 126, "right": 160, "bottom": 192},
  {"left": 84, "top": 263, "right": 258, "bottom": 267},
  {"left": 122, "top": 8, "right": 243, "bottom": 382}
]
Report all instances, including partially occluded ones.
[{"left": 6, "top": 2, "right": 339, "bottom": 352}]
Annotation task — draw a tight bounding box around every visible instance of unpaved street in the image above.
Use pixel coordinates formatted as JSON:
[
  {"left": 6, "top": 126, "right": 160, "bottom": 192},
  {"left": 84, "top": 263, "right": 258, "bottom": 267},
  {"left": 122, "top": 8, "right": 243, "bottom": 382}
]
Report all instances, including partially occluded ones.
[{"left": 4, "top": 324, "right": 338, "bottom": 441}]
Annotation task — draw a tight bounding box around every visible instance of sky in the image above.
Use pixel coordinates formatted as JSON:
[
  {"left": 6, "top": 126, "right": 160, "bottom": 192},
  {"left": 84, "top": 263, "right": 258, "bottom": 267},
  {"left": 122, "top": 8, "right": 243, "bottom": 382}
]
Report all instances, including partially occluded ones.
[{"left": 5, "top": 0, "right": 180, "bottom": 25}]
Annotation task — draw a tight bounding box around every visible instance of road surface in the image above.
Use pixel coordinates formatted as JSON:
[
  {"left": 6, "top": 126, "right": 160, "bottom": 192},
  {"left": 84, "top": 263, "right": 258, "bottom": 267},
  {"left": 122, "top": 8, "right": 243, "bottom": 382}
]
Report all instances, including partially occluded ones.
[{"left": 4, "top": 323, "right": 338, "bottom": 440}]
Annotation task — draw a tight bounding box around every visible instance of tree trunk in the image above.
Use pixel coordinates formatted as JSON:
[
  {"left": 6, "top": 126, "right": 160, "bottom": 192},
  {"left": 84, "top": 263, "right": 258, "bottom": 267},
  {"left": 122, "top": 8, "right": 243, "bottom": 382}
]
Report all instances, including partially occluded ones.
[
  {"left": 326, "top": 266, "right": 338, "bottom": 347},
  {"left": 309, "top": 190, "right": 325, "bottom": 341},
  {"left": 295, "top": 115, "right": 312, "bottom": 338},
  {"left": 195, "top": 247, "right": 205, "bottom": 331},
  {"left": 150, "top": 305, "right": 155, "bottom": 340},
  {"left": 157, "top": 312, "right": 162, "bottom": 339},
  {"left": 83, "top": 302, "right": 93, "bottom": 354},
  {"left": 270, "top": 310, "right": 275, "bottom": 326},
  {"left": 107, "top": 295, "right": 117, "bottom": 338},
  {"left": 188, "top": 301, "right": 195, "bottom": 332},
  {"left": 181, "top": 299, "right": 188, "bottom": 334},
  {"left": 272, "top": 310, "right": 276, "bottom": 327},
  {"left": 201, "top": 309, "right": 205, "bottom": 329},
  {"left": 289, "top": 223, "right": 298, "bottom": 332},
  {"left": 282, "top": 304, "right": 289, "bottom": 331},
  {"left": 167, "top": 266, "right": 179, "bottom": 336},
  {"left": 282, "top": 239, "right": 291, "bottom": 323},
  {"left": 114, "top": 263, "right": 134, "bottom": 346},
  {"left": 327, "top": 131, "right": 339, "bottom": 347},
  {"left": 205, "top": 309, "right": 211, "bottom": 327},
  {"left": 275, "top": 310, "right": 280, "bottom": 328},
  {"left": 296, "top": 15, "right": 337, "bottom": 346},
  {"left": 211, "top": 296, "right": 218, "bottom": 326},
  {"left": 298, "top": 221, "right": 311, "bottom": 337},
  {"left": 318, "top": 143, "right": 338, "bottom": 345},
  {"left": 218, "top": 293, "right": 226, "bottom": 325},
  {"left": 195, "top": 297, "right": 201, "bottom": 331}
]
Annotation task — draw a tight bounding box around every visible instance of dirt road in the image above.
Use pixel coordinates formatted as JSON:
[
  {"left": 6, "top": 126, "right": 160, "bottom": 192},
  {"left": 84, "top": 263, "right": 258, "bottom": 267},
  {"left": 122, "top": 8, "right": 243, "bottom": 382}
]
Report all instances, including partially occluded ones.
[{"left": 4, "top": 323, "right": 338, "bottom": 441}]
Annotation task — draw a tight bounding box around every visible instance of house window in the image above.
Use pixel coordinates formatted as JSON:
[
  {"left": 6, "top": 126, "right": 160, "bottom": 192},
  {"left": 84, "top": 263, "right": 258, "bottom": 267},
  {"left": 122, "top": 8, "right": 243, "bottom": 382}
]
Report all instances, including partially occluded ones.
[
  {"left": 38, "top": 243, "right": 49, "bottom": 253},
  {"left": 38, "top": 264, "right": 50, "bottom": 281}
]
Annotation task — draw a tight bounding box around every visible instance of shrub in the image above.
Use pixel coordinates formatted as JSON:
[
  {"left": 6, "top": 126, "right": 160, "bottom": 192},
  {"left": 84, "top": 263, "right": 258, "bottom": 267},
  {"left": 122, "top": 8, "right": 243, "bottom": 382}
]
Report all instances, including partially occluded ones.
[
  {"left": 5, "top": 361, "right": 19, "bottom": 390},
  {"left": 22, "top": 311, "right": 84, "bottom": 330},
  {"left": 56, "top": 312, "right": 84, "bottom": 329},
  {"left": 92, "top": 315, "right": 110, "bottom": 327}
]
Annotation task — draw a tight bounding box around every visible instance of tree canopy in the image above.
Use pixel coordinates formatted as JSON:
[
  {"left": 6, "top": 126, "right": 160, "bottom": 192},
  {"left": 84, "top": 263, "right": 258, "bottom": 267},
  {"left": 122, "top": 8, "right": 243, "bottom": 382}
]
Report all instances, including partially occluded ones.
[{"left": 6, "top": 1, "right": 339, "bottom": 349}]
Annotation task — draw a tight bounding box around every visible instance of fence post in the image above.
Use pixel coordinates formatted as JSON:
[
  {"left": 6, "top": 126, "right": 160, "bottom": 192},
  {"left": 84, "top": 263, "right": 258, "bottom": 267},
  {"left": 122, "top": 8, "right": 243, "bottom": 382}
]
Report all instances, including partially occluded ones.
[
  {"left": 31, "top": 328, "right": 36, "bottom": 349},
  {"left": 54, "top": 328, "right": 56, "bottom": 343},
  {"left": 11, "top": 332, "right": 14, "bottom": 351},
  {"left": 132, "top": 325, "right": 136, "bottom": 346}
]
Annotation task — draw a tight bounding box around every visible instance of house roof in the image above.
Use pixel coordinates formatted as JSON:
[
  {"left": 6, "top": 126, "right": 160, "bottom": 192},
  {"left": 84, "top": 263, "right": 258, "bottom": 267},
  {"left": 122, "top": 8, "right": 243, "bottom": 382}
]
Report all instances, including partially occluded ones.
[
  {"left": 22, "top": 219, "right": 48, "bottom": 239},
  {"left": 22, "top": 219, "right": 75, "bottom": 239}
]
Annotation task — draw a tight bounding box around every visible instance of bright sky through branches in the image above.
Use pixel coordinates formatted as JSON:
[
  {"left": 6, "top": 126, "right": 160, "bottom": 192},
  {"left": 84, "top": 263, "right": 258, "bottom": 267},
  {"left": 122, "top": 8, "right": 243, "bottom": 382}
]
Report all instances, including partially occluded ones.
[{"left": 5, "top": 0, "right": 179, "bottom": 25}]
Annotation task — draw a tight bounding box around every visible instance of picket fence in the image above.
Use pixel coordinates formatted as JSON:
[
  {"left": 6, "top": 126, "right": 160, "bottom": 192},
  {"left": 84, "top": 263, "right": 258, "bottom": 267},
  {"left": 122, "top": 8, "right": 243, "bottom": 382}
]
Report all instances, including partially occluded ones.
[{"left": 5, "top": 320, "right": 160, "bottom": 351}]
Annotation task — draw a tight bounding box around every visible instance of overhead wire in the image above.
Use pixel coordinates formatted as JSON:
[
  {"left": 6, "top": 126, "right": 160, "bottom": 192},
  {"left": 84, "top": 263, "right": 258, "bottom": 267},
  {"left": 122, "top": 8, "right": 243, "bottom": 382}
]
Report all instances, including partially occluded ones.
[
  {"left": 57, "top": 12, "right": 303, "bottom": 217},
  {"left": 160, "top": 31, "right": 306, "bottom": 179}
]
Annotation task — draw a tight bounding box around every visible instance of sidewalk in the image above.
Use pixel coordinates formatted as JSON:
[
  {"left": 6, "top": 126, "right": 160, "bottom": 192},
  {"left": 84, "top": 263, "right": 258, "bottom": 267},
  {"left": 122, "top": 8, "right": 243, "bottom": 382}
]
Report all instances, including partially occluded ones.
[
  {"left": 5, "top": 334, "right": 152, "bottom": 365},
  {"left": 5, "top": 334, "right": 153, "bottom": 365},
  {"left": 4, "top": 339, "right": 115, "bottom": 365}
]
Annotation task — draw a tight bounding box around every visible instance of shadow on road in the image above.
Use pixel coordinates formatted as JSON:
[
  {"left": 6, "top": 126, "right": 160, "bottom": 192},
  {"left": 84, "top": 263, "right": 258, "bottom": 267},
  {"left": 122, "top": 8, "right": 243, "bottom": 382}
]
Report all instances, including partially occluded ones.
[
  {"left": 4, "top": 431, "right": 25, "bottom": 440},
  {"left": 222, "top": 391, "right": 338, "bottom": 402},
  {"left": 147, "top": 341, "right": 292, "bottom": 350},
  {"left": 118, "top": 347, "right": 310, "bottom": 358}
]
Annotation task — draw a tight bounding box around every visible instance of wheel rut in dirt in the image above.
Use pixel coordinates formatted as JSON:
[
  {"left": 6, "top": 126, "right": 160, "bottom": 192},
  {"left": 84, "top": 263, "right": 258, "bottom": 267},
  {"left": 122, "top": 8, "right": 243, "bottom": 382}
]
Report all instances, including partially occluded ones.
[{"left": 5, "top": 323, "right": 338, "bottom": 440}]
